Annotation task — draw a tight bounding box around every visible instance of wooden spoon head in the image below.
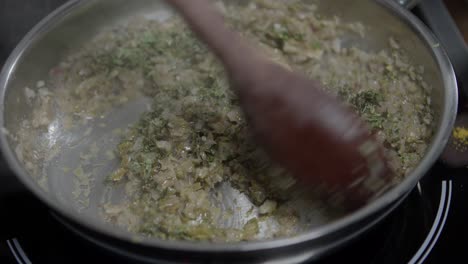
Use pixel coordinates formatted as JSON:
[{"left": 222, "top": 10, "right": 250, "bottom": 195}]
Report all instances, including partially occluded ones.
[
  {"left": 168, "top": 0, "right": 396, "bottom": 210},
  {"left": 233, "top": 63, "right": 397, "bottom": 210}
]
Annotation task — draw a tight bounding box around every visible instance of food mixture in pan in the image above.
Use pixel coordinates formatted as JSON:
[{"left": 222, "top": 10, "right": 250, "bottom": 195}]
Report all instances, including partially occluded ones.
[{"left": 19, "top": 0, "right": 434, "bottom": 242}]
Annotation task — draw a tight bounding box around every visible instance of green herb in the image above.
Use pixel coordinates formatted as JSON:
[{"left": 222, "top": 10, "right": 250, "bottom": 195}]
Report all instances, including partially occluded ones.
[
  {"left": 311, "top": 41, "right": 322, "bottom": 50},
  {"left": 93, "top": 0, "right": 433, "bottom": 242},
  {"left": 350, "top": 90, "right": 385, "bottom": 129}
]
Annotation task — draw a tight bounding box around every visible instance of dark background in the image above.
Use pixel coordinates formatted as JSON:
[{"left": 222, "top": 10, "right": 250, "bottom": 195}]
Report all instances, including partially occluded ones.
[{"left": 0, "top": 0, "right": 66, "bottom": 63}]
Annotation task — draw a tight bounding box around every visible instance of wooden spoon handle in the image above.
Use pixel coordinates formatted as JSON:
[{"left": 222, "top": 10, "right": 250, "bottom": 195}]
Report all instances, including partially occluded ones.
[{"left": 168, "top": 0, "right": 261, "bottom": 75}]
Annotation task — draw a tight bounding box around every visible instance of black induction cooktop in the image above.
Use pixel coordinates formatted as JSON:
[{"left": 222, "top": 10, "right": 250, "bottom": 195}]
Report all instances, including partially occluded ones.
[
  {"left": 1, "top": 164, "right": 466, "bottom": 264},
  {"left": 0, "top": 1, "right": 467, "bottom": 263}
]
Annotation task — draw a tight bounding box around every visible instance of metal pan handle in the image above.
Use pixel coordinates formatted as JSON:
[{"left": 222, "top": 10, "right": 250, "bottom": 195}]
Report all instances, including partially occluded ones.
[
  {"left": 395, "top": 0, "right": 421, "bottom": 9},
  {"left": 411, "top": 0, "right": 468, "bottom": 99}
]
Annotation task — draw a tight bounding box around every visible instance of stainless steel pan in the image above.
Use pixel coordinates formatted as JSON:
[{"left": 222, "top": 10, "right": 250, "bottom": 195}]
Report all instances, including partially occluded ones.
[{"left": 0, "top": 0, "right": 458, "bottom": 262}]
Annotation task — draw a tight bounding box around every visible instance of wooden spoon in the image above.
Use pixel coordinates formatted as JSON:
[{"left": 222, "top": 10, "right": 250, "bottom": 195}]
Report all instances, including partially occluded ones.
[{"left": 168, "top": 0, "right": 395, "bottom": 209}]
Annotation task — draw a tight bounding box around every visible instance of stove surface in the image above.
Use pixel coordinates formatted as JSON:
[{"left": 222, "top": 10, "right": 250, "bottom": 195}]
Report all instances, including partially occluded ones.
[
  {"left": 0, "top": 1, "right": 467, "bottom": 263},
  {"left": 0, "top": 163, "right": 465, "bottom": 263}
]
